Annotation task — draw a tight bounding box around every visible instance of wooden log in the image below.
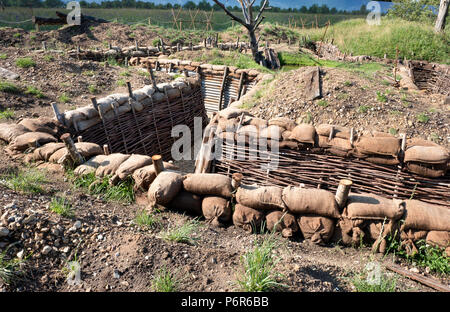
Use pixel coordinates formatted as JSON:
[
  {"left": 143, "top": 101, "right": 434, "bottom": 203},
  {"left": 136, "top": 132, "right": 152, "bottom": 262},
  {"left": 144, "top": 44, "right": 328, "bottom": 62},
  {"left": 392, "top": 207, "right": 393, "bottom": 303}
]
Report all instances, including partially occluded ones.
[
  {"left": 335, "top": 179, "right": 352, "bottom": 209},
  {"left": 51, "top": 102, "right": 65, "bottom": 126},
  {"left": 386, "top": 263, "right": 450, "bottom": 292},
  {"left": 152, "top": 155, "right": 164, "bottom": 176},
  {"left": 218, "top": 66, "right": 229, "bottom": 111},
  {"left": 61, "top": 133, "right": 84, "bottom": 166},
  {"left": 103, "top": 144, "right": 110, "bottom": 155}
]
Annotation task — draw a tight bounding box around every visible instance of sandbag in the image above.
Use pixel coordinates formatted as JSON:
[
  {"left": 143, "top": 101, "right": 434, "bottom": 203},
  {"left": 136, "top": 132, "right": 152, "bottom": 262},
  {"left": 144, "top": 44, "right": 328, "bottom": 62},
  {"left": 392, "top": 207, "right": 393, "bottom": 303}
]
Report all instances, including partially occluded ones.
[
  {"left": 9, "top": 132, "right": 57, "bottom": 151},
  {"left": 169, "top": 191, "right": 202, "bottom": 216},
  {"left": 236, "top": 125, "right": 259, "bottom": 143},
  {"left": 406, "top": 138, "right": 440, "bottom": 148},
  {"left": 132, "top": 162, "right": 179, "bottom": 191},
  {"left": 0, "top": 123, "right": 29, "bottom": 142},
  {"left": 355, "top": 136, "right": 400, "bottom": 156},
  {"left": 183, "top": 173, "right": 233, "bottom": 198},
  {"left": 202, "top": 196, "right": 231, "bottom": 226},
  {"left": 404, "top": 146, "right": 449, "bottom": 164},
  {"left": 316, "top": 124, "right": 351, "bottom": 139},
  {"left": 400, "top": 229, "right": 429, "bottom": 255},
  {"left": 282, "top": 187, "right": 340, "bottom": 218},
  {"left": 95, "top": 153, "right": 131, "bottom": 177},
  {"left": 318, "top": 135, "right": 352, "bottom": 152},
  {"left": 289, "top": 124, "right": 316, "bottom": 144},
  {"left": 232, "top": 204, "right": 265, "bottom": 233},
  {"left": 298, "top": 215, "right": 335, "bottom": 245},
  {"left": 402, "top": 200, "right": 450, "bottom": 232},
  {"left": 364, "top": 156, "right": 399, "bottom": 166},
  {"left": 218, "top": 107, "right": 250, "bottom": 120},
  {"left": 28, "top": 142, "right": 65, "bottom": 162},
  {"left": 147, "top": 171, "right": 183, "bottom": 206},
  {"left": 279, "top": 140, "right": 300, "bottom": 150},
  {"left": 74, "top": 155, "right": 109, "bottom": 176},
  {"left": 246, "top": 117, "right": 268, "bottom": 129},
  {"left": 346, "top": 194, "right": 405, "bottom": 220},
  {"left": 405, "top": 162, "right": 447, "bottom": 178},
  {"left": 48, "top": 142, "right": 103, "bottom": 163},
  {"left": 115, "top": 154, "right": 152, "bottom": 180},
  {"left": 268, "top": 117, "right": 296, "bottom": 131},
  {"left": 236, "top": 185, "right": 286, "bottom": 210},
  {"left": 426, "top": 231, "right": 449, "bottom": 248},
  {"left": 218, "top": 117, "right": 238, "bottom": 132},
  {"left": 265, "top": 210, "right": 299, "bottom": 238},
  {"left": 19, "top": 117, "right": 59, "bottom": 136},
  {"left": 259, "top": 125, "right": 283, "bottom": 141}
]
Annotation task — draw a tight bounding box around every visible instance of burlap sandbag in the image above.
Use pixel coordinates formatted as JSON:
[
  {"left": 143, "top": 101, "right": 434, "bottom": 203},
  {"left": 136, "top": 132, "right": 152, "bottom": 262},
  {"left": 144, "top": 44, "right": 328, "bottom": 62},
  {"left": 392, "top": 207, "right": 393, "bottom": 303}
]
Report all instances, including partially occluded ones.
[
  {"left": 236, "top": 185, "right": 286, "bottom": 210},
  {"left": 316, "top": 124, "right": 351, "bottom": 139},
  {"left": 367, "top": 221, "right": 396, "bottom": 254},
  {"left": 364, "top": 156, "right": 399, "bottom": 166},
  {"left": 132, "top": 162, "right": 179, "bottom": 191},
  {"left": 232, "top": 204, "right": 265, "bottom": 233},
  {"left": 331, "top": 217, "right": 355, "bottom": 245},
  {"left": 279, "top": 140, "right": 300, "bottom": 150},
  {"left": 282, "top": 187, "right": 340, "bottom": 218},
  {"left": 268, "top": 117, "right": 296, "bottom": 131},
  {"left": 26, "top": 142, "right": 65, "bottom": 163},
  {"left": 169, "top": 191, "right": 202, "bottom": 216},
  {"left": 147, "top": 171, "right": 183, "bottom": 206},
  {"left": 400, "top": 229, "right": 428, "bottom": 255},
  {"left": 74, "top": 155, "right": 108, "bottom": 176},
  {"left": 0, "top": 123, "right": 29, "bottom": 142},
  {"left": 406, "top": 138, "right": 440, "bottom": 148},
  {"left": 183, "top": 173, "right": 233, "bottom": 198},
  {"left": 265, "top": 210, "right": 299, "bottom": 238},
  {"left": 19, "top": 117, "right": 59, "bottom": 136},
  {"left": 115, "top": 154, "right": 152, "bottom": 180},
  {"left": 355, "top": 136, "right": 400, "bottom": 156},
  {"left": 95, "top": 153, "right": 131, "bottom": 177},
  {"left": 346, "top": 194, "right": 405, "bottom": 220},
  {"left": 318, "top": 135, "right": 352, "bottom": 152},
  {"left": 298, "top": 215, "right": 335, "bottom": 245},
  {"left": 402, "top": 200, "right": 450, "bottom": 232},
  {"left": 218, "top": 107, "right": 249, "bottom": 120},
  {"left": 236, "top": 125, "right": 259, "bottom": 143},
  {"left": 426, "top": 231, "right": 449, "bottom": 249},
  {"left": 289, "top": 124, "right": 316, "bottom": 144},
  {"left": 404, "top": 146, "right": 449, "bottom": 164},
  {"left": 405, "top": 162, "right": 447, "bottom": 178},
  {"left": 259, "top": 125, "right": 283, "bottom": 141},
  {"left": 48, "top": 142, "right": 103, "bottom": 163},
  {"left": 9, "top": 132, "right": 57, "bottom": 151},
  {"left": 247, "top": 117, "right": 268, "bottom": 129},
  {"left": 202, "top": 196, "right": 231, "bottom": 226},
  {"left": 218, "top": 117, "right": 238, "bottom": 132}
]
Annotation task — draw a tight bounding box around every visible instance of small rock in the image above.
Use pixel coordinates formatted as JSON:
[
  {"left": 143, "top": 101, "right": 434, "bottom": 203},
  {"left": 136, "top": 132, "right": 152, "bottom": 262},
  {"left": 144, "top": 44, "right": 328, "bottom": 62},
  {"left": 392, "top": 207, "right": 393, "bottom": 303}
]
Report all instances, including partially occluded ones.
[
  {"left": 425, "top": 267, "right": 431, "bottom": 274},
  {"left": 97, "top": 234, "right": 104, "bottom": 241},
  {"left": 73, "top": 221, "right": 82, "bottom": 230},
  {"left": 113, "top": 269, "right": 120, "bottom": 279},
  {"left": 410, "top": 267, "right": 419, "bottom": 274},
  {"left": 62, "top": 246, "right": 70, "bottom": 254},
  {"left": 42, "top": 245, "right": 52, "bottom": 255},
  {"left": 4, "top": 202, "right": 17, "bottom": 209},
  {"left": 0, "top": 227, "right": 9, "bottom": 237},
  {"left": 17, "top": 250, "right": 24, "bottom": 259}
]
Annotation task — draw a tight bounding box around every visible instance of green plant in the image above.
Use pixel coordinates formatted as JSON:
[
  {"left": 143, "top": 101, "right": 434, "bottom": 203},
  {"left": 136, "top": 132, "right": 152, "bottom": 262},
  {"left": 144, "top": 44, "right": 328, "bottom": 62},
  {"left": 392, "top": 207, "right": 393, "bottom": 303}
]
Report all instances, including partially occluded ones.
[
  {"left": 13, "top": 33, "right": 21, "bottom": 38},
  {"left": 0, "top": 53, "right": 7, "bottom": 59},
  {"left": 15, "top": 57, "right": 36, "bottom": 68},
  {"left": 88, "top": 85, "right": 97, "bottom": 94},
  {"left": 344, "top": 81, "right": 352, "bottom": 87},
  {"left": 119, "top": 70, "right": 131, "bottom": 77},
  {"left": 0, "top": 108, "right": 14, "bottom": 119},
  {"left": 107, "top": 56, "right": 120, "bottom": 67},
  {"left": 416, "top": 113, "right": 429, "bottom": 123},
  {"left": 58, "top": 93, "right": 71, "bottom": 103},
  {"left": 351, "top": 268, "right": 397, "bottom": 292},
  {"left": 134, "top": 210, "right": 160, "bottom": 230},
  {"left": 117, "top": 79, "right": 126, "bottom": 87},
  {"left": 0, "top": 250, "right": 26, "bottom": 286},
  {"left": 317, "top": 99, "right": 328, "bottom": 107},
  {"left": 235, "top": 234, "right": 286, "bottom": 292},
  {"left": 430, "top": 133, "right": 440, "bottom": 143},
  {"left": 82, "top": 70, "right": 95, "bottom": 77},
  {"left": 151, "top": 266, "right": 179, "bottom": 292},
  {"left": 357, "top": 105, "right": 370, "bottom": 113},
  {"left": 388, "top": 128, "right": 398, "bottom": 135},
  {"left": 25, "top": 86, "right": 45, "bottom": 98},
  {"left": 376, "top": 91, "right": 388, "bottom": 103},
  {"left": 49, "top": 197, "right": 75, "bottom": 218},
  {"left": 1, "top": 168, "right": 48, "bottom": 194},
  {"left": 161, "top": 218, "right": 201, "bottom": 245},
  {"left": 0, "top": 81, "right": 20, "bottom": 94}
]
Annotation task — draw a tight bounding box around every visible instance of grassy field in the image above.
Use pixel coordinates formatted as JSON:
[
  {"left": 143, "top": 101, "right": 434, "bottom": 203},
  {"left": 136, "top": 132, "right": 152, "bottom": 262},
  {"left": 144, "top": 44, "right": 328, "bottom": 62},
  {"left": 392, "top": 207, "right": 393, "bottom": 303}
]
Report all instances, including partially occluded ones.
[{"left": 0, "top": 7, "right": 363, "bottom": 31}]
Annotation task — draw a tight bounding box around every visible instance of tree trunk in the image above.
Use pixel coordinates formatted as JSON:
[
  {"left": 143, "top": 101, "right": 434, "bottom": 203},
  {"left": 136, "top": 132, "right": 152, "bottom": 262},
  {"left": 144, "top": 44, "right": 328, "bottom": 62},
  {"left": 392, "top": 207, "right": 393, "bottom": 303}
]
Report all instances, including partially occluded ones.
[
  {"left": 435, "top": 0, "right": 449, "bottom": 32},
  {"left": 248, "top": 29, "right": 260, "bottom": 63}
]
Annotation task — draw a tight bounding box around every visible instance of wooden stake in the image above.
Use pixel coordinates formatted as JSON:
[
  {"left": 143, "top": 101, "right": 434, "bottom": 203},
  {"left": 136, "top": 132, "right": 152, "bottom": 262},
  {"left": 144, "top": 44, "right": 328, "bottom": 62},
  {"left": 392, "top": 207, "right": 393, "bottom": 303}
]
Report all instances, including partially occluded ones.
[
  {"left": 152, "top": 155, "right": 164, "bottom": 176},
  {"left": 51, "top": 103, "right": 64, "bottom": 125},
  {"left": 61, "top": 133, "right": 84, "bottom": 166},
  {"left": 335, "top": 179, "right": 352, "bottom": 209},
  {"left": 147, "top": 64, "right": 158, "bottom": 90},
  {"left": 103, "top": 144, "right": 110, "bottom": 155},
  {"left": 77, "top": 136, "right": 83, "bottom": 143}
]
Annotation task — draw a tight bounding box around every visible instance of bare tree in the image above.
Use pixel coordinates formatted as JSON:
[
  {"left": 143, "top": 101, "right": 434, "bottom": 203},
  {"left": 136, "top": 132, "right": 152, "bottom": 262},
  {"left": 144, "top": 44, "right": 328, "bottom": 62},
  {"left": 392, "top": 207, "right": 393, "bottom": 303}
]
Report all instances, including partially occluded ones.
[
  {"left": 434, "top": 0, "right": 449, "bottom": 32},
  {"left": 212, "top": 0, "right": 269, "bottom": 63}
]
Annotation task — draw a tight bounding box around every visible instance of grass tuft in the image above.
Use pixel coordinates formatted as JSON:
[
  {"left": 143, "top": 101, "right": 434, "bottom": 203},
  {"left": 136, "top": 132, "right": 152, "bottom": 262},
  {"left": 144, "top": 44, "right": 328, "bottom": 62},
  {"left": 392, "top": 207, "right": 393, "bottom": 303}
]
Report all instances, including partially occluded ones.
[
  {"left": 49, "top": 197, "right": 75, "bottom": 218},
  {"left": 0, "top": 250, "right": 26, "bottom": 286},
  {"left": 0, "top": 108, "right": 14, "bottom": 119},
  {"left": 134, "top": 210, "right": 160, "bottom": 230},
  {"left": 25, "top": 86, "right": 45, "bottom": 98},
  {"left": 151, "top": 266, "right": 179, "bottom": 292},
  {"left": 161, "top": 218, "right": 201, "bottom": 245},
  {"left": 15, "top": 57, "right": 35, "bottom": 68},
  {"left": 1, "top": 168, "right": 48, "bottom": 194},
  {"left": 0, "top": 81, "right": 21, "bottom": 94}
]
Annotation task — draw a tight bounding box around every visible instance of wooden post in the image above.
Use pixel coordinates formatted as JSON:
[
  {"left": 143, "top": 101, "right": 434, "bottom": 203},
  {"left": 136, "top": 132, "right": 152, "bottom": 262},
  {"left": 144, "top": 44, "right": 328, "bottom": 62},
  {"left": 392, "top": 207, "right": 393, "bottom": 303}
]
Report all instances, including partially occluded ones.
[
  {"left": 77, "top": 136, "right": 83, "bottom": 143},
  {"left": 335, "top": 179, "right": 352, "bottom": 210},
  {"left": 42, "top": 41, "right": 46, "bottom": 51},
  {"left": 152, "top": 155, "right": 164, "bottom": 176},
  {"left": 147, "top": 64, "right": 158, "bottom": 90},
  {"left": 135, "top": 39, "right": 138, "bottom": 51},
  {"left": 61, "top": 133, "right": 84, "bottom": 166},
  {"left": 103, "top": 144, "right": 110, "bottom": 155},
  {"left": 218, "top": 66, "right": 229, "bottom": 111},
  {"left": 51, "top": 103, "right": 64, "bottom": 125}
]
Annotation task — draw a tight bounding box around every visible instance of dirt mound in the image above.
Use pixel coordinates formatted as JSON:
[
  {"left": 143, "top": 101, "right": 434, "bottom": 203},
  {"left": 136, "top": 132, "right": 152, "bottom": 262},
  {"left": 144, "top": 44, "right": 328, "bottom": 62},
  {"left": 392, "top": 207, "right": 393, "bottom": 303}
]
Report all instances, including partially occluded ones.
[{"left": 248, "top": 66, "right": 449, "bottom": 147}]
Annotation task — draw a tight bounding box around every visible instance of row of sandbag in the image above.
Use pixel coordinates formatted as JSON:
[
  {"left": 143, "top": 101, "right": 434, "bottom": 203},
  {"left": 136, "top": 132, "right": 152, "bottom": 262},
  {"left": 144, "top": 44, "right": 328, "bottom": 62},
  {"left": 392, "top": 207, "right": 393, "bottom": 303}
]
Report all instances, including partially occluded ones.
[
  {"left": 61, "top": 76, "right": 200, "bottom": 132},
  {"left": 145, "top": 171, "right": 450, "bottom": 255},
  {"left": 208, "top": 107, "right": 450, "bottom": 178}
]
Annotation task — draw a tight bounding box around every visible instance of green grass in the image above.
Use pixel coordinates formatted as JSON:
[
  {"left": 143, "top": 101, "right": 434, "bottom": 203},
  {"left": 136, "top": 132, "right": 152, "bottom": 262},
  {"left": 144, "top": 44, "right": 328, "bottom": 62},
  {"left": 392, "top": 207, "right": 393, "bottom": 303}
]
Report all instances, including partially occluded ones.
[
  {"left": 161, "top": 218, "right": 201, "bottom": 245},
  {"left": 25, "top": 86, "right": 45, "bottom": 98},
  {"left": 388, "top": 128, "right": 398, "bottom": 135},
  {"left": 376, "top": 91, "right": 388, "bottom": 103},
  {"left": 82, "top": 70, "right": 95, "bottom": 77},
  {"left": 0, "top": 53, "right": 7, "bottom": 60},
  {"left": 43, "top": 54, "right": 53, "bottom": 62},
  {"left": 357, "top": 105, "right": 370, "bottom": 114},
  {"left": 87, "top": 85, "right": 98, "bottom": 94},
  {"left": 235, "top": 234, "right": 285, "bottom": 292},
  {"left": 58, "top": 93, "right": 71, "bottom": 103},
  {"left": 317, "top": 99, "right": 328, "bottom": 107},
  {"left": 151, "top": 267, "right": 179, "bottom": 292},
  {"left": 1, "top": 168, "right": 48, "bottom": 194},
  {"left": 0, "top": 108, "right": 14, "bottom": 119},
  {"left": 107, "top": 56, "right": 120, "bottom": 67},
  {"left": 117, "top": 79, "right": 126, "bottom": 87},
  {"left": 416, "top": 113, "right": 430, "bottom": 123},
  {"left": 0, "top": 250, "right": 26, "bottom": 286},
  {"left": 13, "top": 33, "right": 21, "bottom": 38},
  {"left": 134, "top": 210, "right": 160, "bottom": 230},
  {"left": 351, "top": 268, "right": 397, "bottom": 292},
  {"left": 0, "top": 81, "right": 21, "bottom": 94},
  {"left": 49, "top": 197, "right": 75, "bottom": 218},
  {"left": 119, "top": 70, "right": 131, "bottom": 77},
  {"left": 15, "top": 57, "right": 36, "bottom": 68}
]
